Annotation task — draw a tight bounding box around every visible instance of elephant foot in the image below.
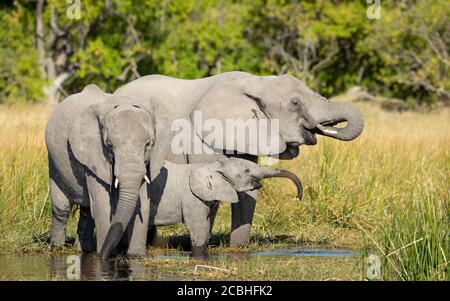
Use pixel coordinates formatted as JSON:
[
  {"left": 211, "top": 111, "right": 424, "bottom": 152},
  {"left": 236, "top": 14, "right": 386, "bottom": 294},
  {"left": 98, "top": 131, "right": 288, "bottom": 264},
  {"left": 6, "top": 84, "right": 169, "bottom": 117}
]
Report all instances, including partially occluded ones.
[
  {"left": 230, "top": 224, "right": 251, "bottom": 248},
  {"left": 50, "top": 244, "right": 65, "bottom": 252},
  {"left": 50, "top": 233, "right": 67, "bottom": 250},
  {"left": 191, "top": 244, "right": 208, "bottom": 260}
]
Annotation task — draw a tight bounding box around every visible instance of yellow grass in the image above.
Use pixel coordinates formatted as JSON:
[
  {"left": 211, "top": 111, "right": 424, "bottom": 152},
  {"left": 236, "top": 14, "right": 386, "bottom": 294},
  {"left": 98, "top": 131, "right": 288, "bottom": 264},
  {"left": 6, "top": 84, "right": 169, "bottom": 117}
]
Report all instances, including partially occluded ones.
[{"left": 0, "top": 101, "right": 448, "bottom": 279}]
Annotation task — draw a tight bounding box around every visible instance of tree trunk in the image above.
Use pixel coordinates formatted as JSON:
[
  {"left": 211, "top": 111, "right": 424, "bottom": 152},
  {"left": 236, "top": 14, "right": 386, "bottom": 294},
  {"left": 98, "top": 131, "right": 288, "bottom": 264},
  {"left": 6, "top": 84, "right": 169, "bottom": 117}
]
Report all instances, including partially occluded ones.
[
  {"left": 36, "top": 0, "right": 46, "bottom": 75},
  {"left": 35, "top": 0, "right": 71, "bottom": 106}
]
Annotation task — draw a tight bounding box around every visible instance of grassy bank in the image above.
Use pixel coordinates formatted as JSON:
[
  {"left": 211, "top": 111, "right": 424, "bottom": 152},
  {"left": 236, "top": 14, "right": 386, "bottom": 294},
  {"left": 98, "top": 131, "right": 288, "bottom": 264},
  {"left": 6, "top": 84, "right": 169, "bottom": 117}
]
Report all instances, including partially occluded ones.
[{"left": 0, "top": 102, "right": 448, "bottom": 280}]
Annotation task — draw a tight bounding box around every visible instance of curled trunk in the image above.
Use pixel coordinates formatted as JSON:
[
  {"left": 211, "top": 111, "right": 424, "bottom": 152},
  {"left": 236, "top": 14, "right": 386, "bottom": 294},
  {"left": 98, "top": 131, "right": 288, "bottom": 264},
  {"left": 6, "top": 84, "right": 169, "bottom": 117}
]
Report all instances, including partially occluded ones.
[
  {"left": 263, "top": 169, "right": 303, "bottom": 200},
  {"left": 310, "top": 97, "right": 364, "bottom": 141}
]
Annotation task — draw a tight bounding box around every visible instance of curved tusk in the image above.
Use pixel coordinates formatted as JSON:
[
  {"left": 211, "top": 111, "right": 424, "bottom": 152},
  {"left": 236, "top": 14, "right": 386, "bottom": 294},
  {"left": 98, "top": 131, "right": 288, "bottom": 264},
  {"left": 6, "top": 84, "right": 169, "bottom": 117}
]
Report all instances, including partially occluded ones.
[
  {"left": 114, "top": 178, "right": 119, "bottom": 189},
  {"left": 316, "top": 124, "right": 338, "bottom": 135},
  {"left": 144, "top": 175, "right": 150, "bottom": 184}
]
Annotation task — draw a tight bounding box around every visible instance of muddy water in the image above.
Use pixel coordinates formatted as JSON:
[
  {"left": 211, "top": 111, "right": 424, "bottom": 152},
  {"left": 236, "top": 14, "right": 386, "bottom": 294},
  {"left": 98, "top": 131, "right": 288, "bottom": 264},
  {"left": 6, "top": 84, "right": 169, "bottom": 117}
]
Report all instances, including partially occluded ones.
[{"left": 0, "top": 248, "right": 358, "bottom": 280}]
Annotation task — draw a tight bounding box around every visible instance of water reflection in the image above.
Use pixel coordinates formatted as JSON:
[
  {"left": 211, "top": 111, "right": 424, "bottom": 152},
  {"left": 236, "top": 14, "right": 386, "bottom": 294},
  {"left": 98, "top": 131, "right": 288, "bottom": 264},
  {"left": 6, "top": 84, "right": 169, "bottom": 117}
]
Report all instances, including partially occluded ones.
[
  {"left": 50, "top": 254, "right": 122, "bottom": 280},
  {"left": 0, "top": 248, "right": 358, "bottom": 280},
  {"left": 49, "top": 254, "right": 154, "bottom": 280}
]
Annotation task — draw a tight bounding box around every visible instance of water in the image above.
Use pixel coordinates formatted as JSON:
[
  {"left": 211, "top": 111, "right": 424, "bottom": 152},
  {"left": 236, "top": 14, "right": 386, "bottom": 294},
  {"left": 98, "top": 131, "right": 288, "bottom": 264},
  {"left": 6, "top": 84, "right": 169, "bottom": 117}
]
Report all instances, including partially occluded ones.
[
  {"left": 0, "top": 248, "right": 358, "bottom": 280},
  {"left": 251, "top": 248, "right": 356, "bottom": 257}
]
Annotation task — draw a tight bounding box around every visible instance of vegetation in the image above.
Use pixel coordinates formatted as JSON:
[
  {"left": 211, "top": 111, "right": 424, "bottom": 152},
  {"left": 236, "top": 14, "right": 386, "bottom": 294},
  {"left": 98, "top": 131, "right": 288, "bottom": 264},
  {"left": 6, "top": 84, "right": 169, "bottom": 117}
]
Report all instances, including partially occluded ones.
[
  {"left": 0, "top": 101, "right": 448, "bottom": 280},
  {"left": 0, "top": 0, "right": 448, "bottom": 104}
]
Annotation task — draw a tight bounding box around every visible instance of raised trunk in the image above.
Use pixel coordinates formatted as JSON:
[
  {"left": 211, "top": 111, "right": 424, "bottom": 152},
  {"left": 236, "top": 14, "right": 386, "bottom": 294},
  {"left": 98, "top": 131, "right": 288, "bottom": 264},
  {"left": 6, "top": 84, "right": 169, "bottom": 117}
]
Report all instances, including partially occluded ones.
[
  {"left": 100, "top": 172, "right": 144, "bottom": 260},
  {"left": 310, "top": 98, "right": 364, "bottom": 141}
]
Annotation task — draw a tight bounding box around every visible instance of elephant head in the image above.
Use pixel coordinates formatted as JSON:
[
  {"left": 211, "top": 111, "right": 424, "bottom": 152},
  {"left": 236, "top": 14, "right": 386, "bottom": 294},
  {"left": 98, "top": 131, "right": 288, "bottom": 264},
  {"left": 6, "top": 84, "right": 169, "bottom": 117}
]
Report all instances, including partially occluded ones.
[
  {"left": 189, "top": 157, "right": 302, "bottom": 202},
  {"left": 192, "top": 74, "right": 364, "bottom": 159},
  {"left": 68, "top": 95, "right": 158, "bottom": 259}
]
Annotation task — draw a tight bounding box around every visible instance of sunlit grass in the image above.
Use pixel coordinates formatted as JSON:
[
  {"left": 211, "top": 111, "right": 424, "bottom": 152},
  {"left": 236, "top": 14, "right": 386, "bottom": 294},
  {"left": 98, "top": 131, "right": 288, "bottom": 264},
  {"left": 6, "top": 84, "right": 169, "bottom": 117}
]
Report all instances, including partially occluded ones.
[{"left": 0, "top": 102, "right": 448, "bottom": 280}]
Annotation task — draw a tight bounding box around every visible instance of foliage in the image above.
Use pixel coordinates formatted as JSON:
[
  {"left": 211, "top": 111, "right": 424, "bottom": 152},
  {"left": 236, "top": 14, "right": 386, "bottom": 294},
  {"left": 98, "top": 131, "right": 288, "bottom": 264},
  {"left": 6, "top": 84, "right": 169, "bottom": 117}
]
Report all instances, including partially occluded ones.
[
  {"left": 246, "top": 0, "right": 371, "bottom": 96},
  {"left": 364, "top": 0, "right": 450, "bottom": 104},
  {"left": 0, "top": 0, "right": 448, "bottom": 104},
  {"left": 0, "top": 3, "right": 46, "bottom": 103}
]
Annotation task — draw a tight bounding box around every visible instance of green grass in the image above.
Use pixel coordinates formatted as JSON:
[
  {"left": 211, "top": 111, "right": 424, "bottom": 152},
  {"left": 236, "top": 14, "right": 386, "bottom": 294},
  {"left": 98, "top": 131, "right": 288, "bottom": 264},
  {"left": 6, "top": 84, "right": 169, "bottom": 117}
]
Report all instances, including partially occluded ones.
[
  {"left": 0, "top": 102, "right": 448, "bottom": 280},
  {"left": 379, "top": 183, "right": 449, "bottom": 280}
]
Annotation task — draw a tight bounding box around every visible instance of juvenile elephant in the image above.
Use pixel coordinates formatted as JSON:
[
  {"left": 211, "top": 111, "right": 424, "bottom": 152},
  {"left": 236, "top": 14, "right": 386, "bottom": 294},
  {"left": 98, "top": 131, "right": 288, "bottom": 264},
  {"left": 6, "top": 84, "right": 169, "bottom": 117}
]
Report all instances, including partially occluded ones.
[
  {"left": 45, "top": 85, "right": 162, "bottom": 258},
  {"left": 114, "top": 71, "right": 364, "bottom": 247},
  {"left": 147, "top": 158, "right": 302, "bottom": 258}
]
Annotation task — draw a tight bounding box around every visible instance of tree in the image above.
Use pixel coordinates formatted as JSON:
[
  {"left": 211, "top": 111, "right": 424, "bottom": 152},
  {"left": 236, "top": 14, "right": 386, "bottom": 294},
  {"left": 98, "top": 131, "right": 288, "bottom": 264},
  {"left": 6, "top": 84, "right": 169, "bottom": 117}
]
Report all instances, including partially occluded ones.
[
  {"left": 0, "top": 0, "right": 448, "bottom": 105},
  {"left": 0, "top": 1, "right": 45, "bottom": 104},
  {"left": 364, "top": 0, "right": 449, "bottom": 104}
]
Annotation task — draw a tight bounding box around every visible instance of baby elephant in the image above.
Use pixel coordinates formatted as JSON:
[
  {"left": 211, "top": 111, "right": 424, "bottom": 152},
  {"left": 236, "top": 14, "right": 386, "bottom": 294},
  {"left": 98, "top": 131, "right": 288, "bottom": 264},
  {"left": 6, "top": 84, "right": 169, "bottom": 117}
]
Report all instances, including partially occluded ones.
[{"left": 147, "top": 157, "right": 302, "bottom": 258}]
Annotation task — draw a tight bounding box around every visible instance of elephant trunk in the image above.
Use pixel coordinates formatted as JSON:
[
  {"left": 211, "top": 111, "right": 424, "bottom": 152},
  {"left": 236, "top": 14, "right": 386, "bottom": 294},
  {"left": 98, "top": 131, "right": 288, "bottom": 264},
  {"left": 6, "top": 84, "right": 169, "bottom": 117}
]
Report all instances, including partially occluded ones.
[
  {"left": 100, "top": 161, "right": 146, "bottom": 260},
  {"left": 310, "top": 97, "right": 364, "bottom": 141},
  {"left": 263, "top": 169, "right": 303, "bottom": 200}
]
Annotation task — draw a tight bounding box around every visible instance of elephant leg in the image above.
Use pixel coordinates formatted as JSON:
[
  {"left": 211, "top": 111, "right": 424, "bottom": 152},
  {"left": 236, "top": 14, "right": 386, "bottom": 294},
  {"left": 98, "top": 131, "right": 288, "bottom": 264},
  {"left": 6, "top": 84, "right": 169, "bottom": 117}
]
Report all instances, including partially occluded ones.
[
  {"left": 209, "top": 202, "right": 220, "bottom": 234},
  {"left": 146, "top": 226, "right": 157, "bottom": 246},
  {"left": 50, "top": 178, "right": 72, "bottom": 247},
  {"left": 125, "top": 185, "right": 149, "bottom": 258},
  {"left": 86, "top": 173, "right": 113, "bottom": 254},
  {"left": 230, "top": 189, "right": 258, "bottom": 248},
  {"left": 76, "top": 206, "right": 95, "bottom": 252}
]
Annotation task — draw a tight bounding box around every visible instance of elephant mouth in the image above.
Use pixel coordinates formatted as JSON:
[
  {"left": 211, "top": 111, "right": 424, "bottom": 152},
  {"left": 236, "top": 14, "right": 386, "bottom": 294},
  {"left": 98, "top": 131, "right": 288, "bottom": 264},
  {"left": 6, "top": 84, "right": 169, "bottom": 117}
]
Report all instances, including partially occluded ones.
[
  {"left": 302, "top": 130, "right": 317, "bottom": 145},
  {"left": 252, "top": 180, "right": 263, "bottom": 190},
  {"left": 312, "top": 120, "right": 346, "bottom": 137}
]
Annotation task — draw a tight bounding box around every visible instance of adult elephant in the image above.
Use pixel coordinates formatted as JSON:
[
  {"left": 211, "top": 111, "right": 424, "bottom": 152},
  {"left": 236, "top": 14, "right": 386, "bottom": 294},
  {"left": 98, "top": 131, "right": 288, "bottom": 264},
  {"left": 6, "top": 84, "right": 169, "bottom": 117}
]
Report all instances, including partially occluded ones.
[
  {"left": 113, "top": 71, "right": 364, "bottom": 247},
  {"left": 45, "top": 85, "right": 170, "bottom": 258}
]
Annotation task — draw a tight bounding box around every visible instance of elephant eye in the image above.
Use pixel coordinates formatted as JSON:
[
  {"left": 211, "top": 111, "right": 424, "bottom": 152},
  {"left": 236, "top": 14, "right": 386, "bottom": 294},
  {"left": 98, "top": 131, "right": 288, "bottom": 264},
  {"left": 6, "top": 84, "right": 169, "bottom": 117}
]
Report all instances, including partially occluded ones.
[
  {"left": 290, "top": 98, "right": 300, "bottom": 106},
  {"left": 106, "top": 140, "right": 113, "bottom": 149},
  {"left": 244, "top": 168, "right": 250, "bottom": 173}
]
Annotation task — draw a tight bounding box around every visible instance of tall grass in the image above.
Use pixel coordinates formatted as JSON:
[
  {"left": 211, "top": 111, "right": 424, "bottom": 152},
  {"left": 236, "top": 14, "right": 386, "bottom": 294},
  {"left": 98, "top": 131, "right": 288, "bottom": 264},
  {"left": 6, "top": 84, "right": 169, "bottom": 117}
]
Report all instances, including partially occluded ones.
[
  {"left": 259, "top": 102, "right": 450, "bottom": 280},
  {"left": 380, "top": 182, "right": 449, "bottom": 280},
  {"left": 0, "top": 102, "right": 448, "bottom": 280},
  {"left": 0, "top": 105, "right": 70, "bottom": 253}
]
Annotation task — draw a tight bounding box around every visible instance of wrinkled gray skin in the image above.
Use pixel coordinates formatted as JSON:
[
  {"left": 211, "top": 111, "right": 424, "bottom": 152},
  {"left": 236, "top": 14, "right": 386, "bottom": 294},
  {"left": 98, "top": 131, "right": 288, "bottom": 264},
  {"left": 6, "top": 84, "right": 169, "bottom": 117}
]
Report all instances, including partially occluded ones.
[
  {"left": 113, "top": 71, "right": 364, "bottom": 247},
  {"left": 45, "top": 85, "right": 158, "bottom": 258},
  {"left": 147, "top": 158, "right": 302, "bottom": 258}
]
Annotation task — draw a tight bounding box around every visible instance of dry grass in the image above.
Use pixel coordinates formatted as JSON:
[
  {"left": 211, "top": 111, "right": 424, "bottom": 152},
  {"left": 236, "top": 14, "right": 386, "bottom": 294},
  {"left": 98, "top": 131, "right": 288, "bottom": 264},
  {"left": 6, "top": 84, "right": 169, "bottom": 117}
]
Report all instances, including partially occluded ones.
[{"left": 0, "top": 101, "right": 448, "bottom": 280}]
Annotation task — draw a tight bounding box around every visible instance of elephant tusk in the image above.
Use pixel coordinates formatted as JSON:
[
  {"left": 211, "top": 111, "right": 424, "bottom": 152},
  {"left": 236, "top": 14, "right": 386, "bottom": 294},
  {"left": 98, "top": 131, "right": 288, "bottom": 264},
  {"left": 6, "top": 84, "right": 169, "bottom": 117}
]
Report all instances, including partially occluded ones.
[
  {"left": 316, "top": 124, "right": 338, "bottom": 135},
  {"left": 144, "top": 175, "right": 150, "bottom": 184},
  {"left": 114, "top": 178, "right": 119, "bottom": 189}
]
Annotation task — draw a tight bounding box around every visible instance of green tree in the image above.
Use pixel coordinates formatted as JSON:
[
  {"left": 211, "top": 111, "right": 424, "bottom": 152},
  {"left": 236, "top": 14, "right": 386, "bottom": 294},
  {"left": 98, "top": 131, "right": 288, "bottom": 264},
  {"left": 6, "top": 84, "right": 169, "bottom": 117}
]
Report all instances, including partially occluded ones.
[
  {"left": 246, "top": 0, "right": 371, "bottom": 96},
  {"left": 365, "top": 0, "right": 449, "bottom": 104},
  {"left": 0, "top": 2, "right": 45, "bottom": 104},
  {"left": 0, "top": 0, "right": 448, "bottom": 105}
]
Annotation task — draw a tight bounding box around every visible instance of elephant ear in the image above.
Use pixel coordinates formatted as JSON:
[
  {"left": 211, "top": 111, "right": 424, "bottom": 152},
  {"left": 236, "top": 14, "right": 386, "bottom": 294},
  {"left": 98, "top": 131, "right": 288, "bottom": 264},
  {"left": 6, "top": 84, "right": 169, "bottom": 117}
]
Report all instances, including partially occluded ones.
[
  {"left": 191, "top": 76, "right": 286, "bottom": 156},
  {"left": 189, "top": 162, "right": 238, "bottom": 203},
  {"left": 68, "top": 86, "right": 112, "bottom": 186},
  {"left": 147, "top": 102, "right": 175, "bottom": 181}
]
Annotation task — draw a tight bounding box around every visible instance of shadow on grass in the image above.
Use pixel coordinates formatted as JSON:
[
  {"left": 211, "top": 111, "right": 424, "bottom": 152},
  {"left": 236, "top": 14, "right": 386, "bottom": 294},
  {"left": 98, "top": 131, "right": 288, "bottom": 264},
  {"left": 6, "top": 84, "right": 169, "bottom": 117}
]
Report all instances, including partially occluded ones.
[{"left": 157, "top": 232, "right": 326, "bottom": 251}]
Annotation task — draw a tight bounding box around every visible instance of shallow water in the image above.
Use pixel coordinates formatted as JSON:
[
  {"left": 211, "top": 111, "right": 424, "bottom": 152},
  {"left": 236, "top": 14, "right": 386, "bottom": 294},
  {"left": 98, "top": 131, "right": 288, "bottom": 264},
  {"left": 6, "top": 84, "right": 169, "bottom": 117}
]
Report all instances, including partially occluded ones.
[
  {"left": 251, "top": 248, "right": 356, "bottom": 257},
  {"left": 0, "top": 248, "right": 358, "bottom": 280}
]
